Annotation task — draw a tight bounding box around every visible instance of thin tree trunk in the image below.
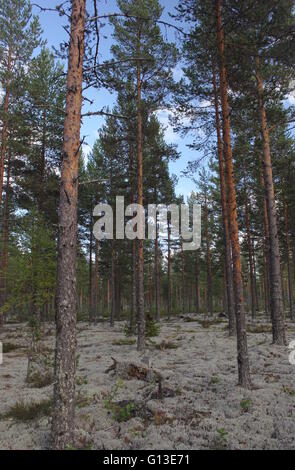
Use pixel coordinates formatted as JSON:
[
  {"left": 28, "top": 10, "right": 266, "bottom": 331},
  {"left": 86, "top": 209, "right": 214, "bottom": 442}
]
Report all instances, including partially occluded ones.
[
  {"left": 115, "top": 266, "right": 120, "bottom": 320},
  {"left": 217, "top": 0, "right": 251, "bottom": 388},
  {"left": 167, "top": 217, "right": 171, "bottom": 319},
  {"left": 89, "top": 214, "right": 93, "bottom": 322},
  {"left": 129, "top": 146, "right": 136, "bottom": 332},
  {"left": 107, "top": 279, "right": 110, "bottom": 313},
  {"left": 243, "top": 172, "right": 256, "bottom": 321},
  {"left": 292, "top": 239, "right": 295, "bottom": 283},
  {"left": 0, "top": 153, "right": 11, "bottom": 312},
  {"left": 0, "top": 42, "right": 12, "bottom": 207},
  {"left": 51, "top": 0, "right": 86, "bottom": 450},
  {"left": 155, "top": 212, "right": 160, "bottom": 321},
  {"left": 130, "top": 238, "right": 137, "bottom": 331},
  {"left": 94, "top": 239, "right": 99, "bottom": 323},
  {"left": 110, "top": 240, "right": 115, "bottom": 327},
  {"left": 255, "top": 55, "right": 286, "bottom": 345},
  {"left": 259, "top": 154, "right": 271, "bottom": 318},
  {"left": 181, "top": 241, "right": 185, "bottom": 315},
  {"left": 212, "top": 63, "right": 235, "bottom": 334},
  {"left": 283, "top": 198, "right": 294, "bottom": 320},
  {"left": 136, "top": 25, "right": 145, "bottom": 351},
  {"left": 252, "top": 244, "right": 259, "bottom": 312},
  {"left": 39, "top": 104, "right": 47, "bottom": 213},
  {"left": 195, "top": 250, "right": 200, "bottom": 314},
  {"left": 204, "top": 192, "right": 213, "bottom": 316}
]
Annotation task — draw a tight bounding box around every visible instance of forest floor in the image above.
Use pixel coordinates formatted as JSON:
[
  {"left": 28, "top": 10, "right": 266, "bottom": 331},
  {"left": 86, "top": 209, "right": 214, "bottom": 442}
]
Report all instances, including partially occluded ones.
[{"left": 0, "top": 315, "right": 295, "bottom": 450}]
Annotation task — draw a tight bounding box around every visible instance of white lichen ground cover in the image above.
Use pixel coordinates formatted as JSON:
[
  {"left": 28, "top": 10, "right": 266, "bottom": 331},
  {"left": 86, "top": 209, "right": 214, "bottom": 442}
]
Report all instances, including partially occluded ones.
[{"left": 0, "top": 316, "right": 295, "bottom": 450}]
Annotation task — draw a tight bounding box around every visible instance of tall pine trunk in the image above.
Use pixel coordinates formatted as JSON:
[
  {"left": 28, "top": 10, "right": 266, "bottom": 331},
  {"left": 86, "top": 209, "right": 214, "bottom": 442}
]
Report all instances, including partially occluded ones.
[
  {"left": 110, "top": 240, "right": 115, "bottom": 327},
  {"left": 89, "top": 215, "right": 93, "bottom": 322},
  {"left": 255, "top": 55, "right": 286, "bottom": 345},
  {"left": 136, "top": 25, "right": 145, "bottom": 351},
  {"left": 212, "top": 64, "right": 235, "bottom": 334},
  {"left": 129, "top": 146, "right": 137, "bottom": 332},
  {"left": 204, "top": 192, "right": 213, "bottom": 316},
  {"left": 217, "top": 0, "right": 251, "bottom": 388},
  {"left": 51, "top": 0, "right": 86, "bottom": 450},
  {"left": 0, "top": 153, "right": 11, "bottom": 314},
  {"left": 39, "top": 105, "right": 47, "bottom": 213},
  {"left": 155, "top": 213, "right": 160, "bottom": 321},
  {"left": 259, "top": 154, "right": 271, "bottom": 317},
  {"left": 167, "top": 217, "right": 171, "bottom": 319},
  {"left": 181, "top": 241, "right": 185, "bottom": 315},
  {"left": 283, "top": 198, "right": 294, "bottom": 320},
  {"left": 94, "top": 239, "right": 99, "bottom": 323},
  {"left": 243, "top": 173, "right": 256, "bottom": 321}
]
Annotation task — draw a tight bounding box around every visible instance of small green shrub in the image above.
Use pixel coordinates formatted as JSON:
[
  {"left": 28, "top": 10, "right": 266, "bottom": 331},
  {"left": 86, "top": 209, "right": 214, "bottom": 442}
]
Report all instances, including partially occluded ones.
[
  {"left": 145, "top": 316, "right": 160, "bottom": 338},
  {"left": 210, "top": 376, "right": 220, "bottom": 385},
  {"left": 105, "top": 379, "right": 137, "bottom": 421},
  {"left": 240, "top": 398, "right": 252, "bottom": 412},
  {"left": 76, "top": 375, "right": 88, "bottom": 386},
  {"left": 213, "top": 428, "right": 228, "bottom": 449},
  {"left": 283, "top": 386, "right": 295, "bottom": 397},
  {"left": 113, "top": 401, "right": 137, "bottom": 422},
  {"left": 123, "top": 323, "right": 136, "bottom": 337}
]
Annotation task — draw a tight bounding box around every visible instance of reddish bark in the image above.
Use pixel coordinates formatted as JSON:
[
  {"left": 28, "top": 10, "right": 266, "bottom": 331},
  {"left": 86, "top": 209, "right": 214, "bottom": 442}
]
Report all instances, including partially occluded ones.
[
  {"left": 243, "top": 172, "right": 256, "bottom": 321},
  {"left": 51, "top": 0, "right": 86, "bottom": 450},
  {"left": 212, "top": 64, "right": 235, "bottom": 334},
  {"left": 255, "top": 55, "right": 286, "bottom": 345},
  {"left": 259, "top": 155, "right": 271, "bottom": 317},
  {"left": 217, "top": 0, "right": 251, "bottom": 388}
]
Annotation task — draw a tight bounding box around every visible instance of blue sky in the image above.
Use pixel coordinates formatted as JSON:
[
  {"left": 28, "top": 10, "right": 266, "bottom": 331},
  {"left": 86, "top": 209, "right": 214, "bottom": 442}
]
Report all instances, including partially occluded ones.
[{"left": 32, "top": 0, "right": 198, "bottom": 198}]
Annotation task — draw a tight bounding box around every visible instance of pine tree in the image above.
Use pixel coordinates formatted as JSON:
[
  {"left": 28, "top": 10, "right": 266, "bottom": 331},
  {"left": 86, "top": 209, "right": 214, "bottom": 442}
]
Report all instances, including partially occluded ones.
[
  {"left": 108, "top": 0, "right": 177, "bottom": 350},
  {"left": 51, "top": 0, "right": 86, "bottom": 450},
  {"left": 0, "top": 0, "right": 42, "bottom": 208}
]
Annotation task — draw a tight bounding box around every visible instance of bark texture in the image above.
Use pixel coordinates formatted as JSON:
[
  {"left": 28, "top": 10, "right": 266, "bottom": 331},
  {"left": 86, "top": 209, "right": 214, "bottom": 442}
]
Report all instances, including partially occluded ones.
[
  {"left": 217, "top": 0, "right": 251, "bottom": 388},
  {"left": 136, "top": 25, "right": 145, "bottom": 351},
  {"left": 51, "top": 0, "right": 86, "bottom": 450},
  {"left": 283, "top": 198, "right": 294, "bottom": 320},
  {"left": 244, "top": 173, "right": 256, "bottom": 321},
  {"left": 212, "top": 64, "right": 235, "bottom": 335},
  {"left": 255, "top": 56, "right": 286, "bottom": 345}
]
